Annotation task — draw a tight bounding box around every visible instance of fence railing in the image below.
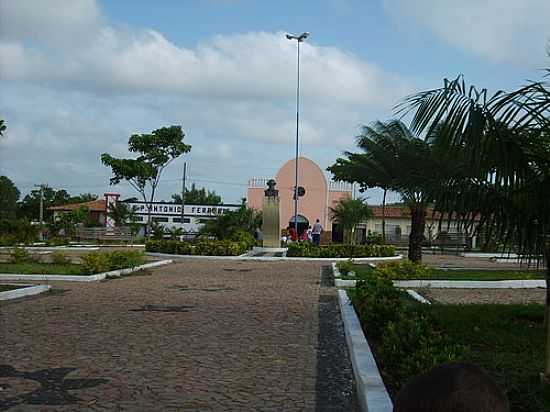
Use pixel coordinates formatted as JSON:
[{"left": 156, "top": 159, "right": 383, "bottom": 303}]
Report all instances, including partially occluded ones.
[{"left": 76, "top": 227, "right": 134, "bottom": 242}]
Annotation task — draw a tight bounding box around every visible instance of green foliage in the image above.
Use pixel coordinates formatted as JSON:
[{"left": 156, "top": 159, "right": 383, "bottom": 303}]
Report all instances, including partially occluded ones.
[
  {"left": 0, "top": 219, "right": 39, "bottom": 244},
  {"left": 351, "top": 268, "right": 465, "bottom": 393},
  {"left": 101, "top": 125, "right": 191, "bottom": 235},
  {"left": 229, "top": 229, "right": 256, "bottom": 249},
  {"left": 50, "top": 251, "right": 70, "bottom": 265},
  {"left": 0, "top": 176, "right": 20, "bottom": 219},
  {"left": 172, "top": 183, "right": 222, "bottom": 205},
  {"left": 374, "top": 260, "right": 429, "bottom": 280},
  {"left": 45, "top": 236, "right": 70, "bottom": 246},
  {"left": 365, "top": 230, "right": 384, "bottom": 245},
  {"left": 9, "top": 247, "right": 34, "bottom": 264},
  {"left": 18, "top": 185, "right": 71, "bottom": 221},
  {"left": 286, "top": 242, "right": 395, "bottom": 258},
  {"left": 80, "top": 250, "right": 145, "bottom": 273},
  {"left": 0, "top": 119, "right": 6, "bottom": 137},
  {"left": 336, "top": 259, "right": 354, "bottom": 276},
  {"left": 329, "top": 197, "right": 372, "bottom": 244},
  {"left": 146, "top": 239, "right": 248, "bottom": 256},
  {"left": 200, "top": 204, "right": 261, "bottom": 241},
  {"left": 352, "top": 274, "right": 404, "bottom": 338},
  {"left": 379, "top": 307, "right": 464, "bottom": 390}
]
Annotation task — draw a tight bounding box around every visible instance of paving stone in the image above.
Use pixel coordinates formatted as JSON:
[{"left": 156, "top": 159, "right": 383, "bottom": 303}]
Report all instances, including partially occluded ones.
[{"left": 0, "top": 259, "right": 356, "bottom": 411}]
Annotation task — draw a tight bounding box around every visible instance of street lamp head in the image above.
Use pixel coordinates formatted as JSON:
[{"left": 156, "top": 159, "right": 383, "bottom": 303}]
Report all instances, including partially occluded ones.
[{"left": 285, "top": 32, "right": 310, "bottom": 42}]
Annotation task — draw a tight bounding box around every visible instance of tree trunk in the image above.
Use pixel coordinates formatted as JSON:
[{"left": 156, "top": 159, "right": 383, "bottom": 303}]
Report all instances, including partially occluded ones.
[
  {"left": 408, "top": 203, "right": 426, "bottom": 263},
  {"left": 544, "top": 243, "right": 550, "bottom": 382},
  {"left": 382, "top": 189, "right": 387, "bottom": 244}
]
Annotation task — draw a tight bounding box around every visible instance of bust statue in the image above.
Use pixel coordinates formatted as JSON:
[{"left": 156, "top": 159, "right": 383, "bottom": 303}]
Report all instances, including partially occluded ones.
[{"left": 264, "top": 179, "right": 278, "bottom": 197}]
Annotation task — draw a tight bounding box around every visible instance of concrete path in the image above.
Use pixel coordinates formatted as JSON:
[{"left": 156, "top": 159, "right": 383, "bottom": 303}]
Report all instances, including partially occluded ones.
[{"left": 0, "top": 259, "right": 356, "bottom": 411}]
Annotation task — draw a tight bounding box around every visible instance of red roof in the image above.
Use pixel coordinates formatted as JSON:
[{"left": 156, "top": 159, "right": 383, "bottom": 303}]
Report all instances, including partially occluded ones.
[{"left": 48, "top": 199, "right": 106, "bottom": 213}]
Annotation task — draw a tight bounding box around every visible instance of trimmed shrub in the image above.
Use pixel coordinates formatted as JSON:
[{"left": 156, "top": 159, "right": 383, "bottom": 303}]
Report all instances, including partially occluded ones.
[
  {"left": 145, "top": 239, "right": 248, "bottom": 256},
  {"left": 365, "top": 231, "right": 384, "bottom": 245},
  {"left": 379, "top": 307, "right": 465, "bottom": 390},
  {"left": 50, "top": 251, "right": 70, "bottom": 265},
  {"left": 352, "top": 274, "right": 405, "bottom": 338},
  {"left": 9, "top": 247, "right": 34, "bottom": 263},
  {"left": 80, "top": 250, "right": 146, "bottom": 273},
  {"left": 336, "top": 259, "right": 354, "bottom": 276},
  {"left": 45, "top": 237, "right": 70, "bottom": 246},
  {"left": 287, "top": 243, "right": 396, "bottom": 258},
  {"left": 81, "top": 252, "right": 111, "bottom": 273},
  {"left": 374, "top": 260, "right": 429, "bottom": 280}
]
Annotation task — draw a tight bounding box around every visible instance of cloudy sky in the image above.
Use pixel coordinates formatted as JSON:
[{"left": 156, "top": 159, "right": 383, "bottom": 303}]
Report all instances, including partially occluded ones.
[{"left": 1, "top": 0, "right": 549, "bottom": 204}]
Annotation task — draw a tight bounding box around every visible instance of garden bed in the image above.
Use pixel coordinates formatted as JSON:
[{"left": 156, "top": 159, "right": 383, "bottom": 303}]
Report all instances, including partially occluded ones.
[
  {"left": 349, "top": 271, "right": 550, "bottom": 411},
  {"left": 352, "top": 264, "right": 544, "bottom": 281},
  {"left": 0, "top": 284, "right": 28, "bottom": 292},
  {"left": 0, "top": 262, "right": 89, "bottom": 276},
  {"left": 145, "top": 239, "right": 251, "bottom": 256},
  {"left": 287, "top": 243, "right": 396, "bottom": 258}
]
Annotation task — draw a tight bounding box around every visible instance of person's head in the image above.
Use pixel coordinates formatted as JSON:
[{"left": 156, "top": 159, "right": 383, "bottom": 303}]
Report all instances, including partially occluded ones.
[
  {"left": 316, "top": 219, "right": 319, "bottom": 223},
  {"left": 394, "top": 363, "right": 509, "bottom": 412},
  {"left": 308, "top": 226, "right": 312, "bottom": 229}
]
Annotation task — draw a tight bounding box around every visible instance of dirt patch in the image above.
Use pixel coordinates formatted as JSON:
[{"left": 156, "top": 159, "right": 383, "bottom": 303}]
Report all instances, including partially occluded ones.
[{"left": 419, "top": 288, "right": 546, "bottom": 304}]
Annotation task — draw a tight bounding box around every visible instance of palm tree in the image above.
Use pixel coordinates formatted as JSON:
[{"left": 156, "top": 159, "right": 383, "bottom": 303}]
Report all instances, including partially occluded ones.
[
  {"left": 329, "top": 120, "right": 456, "bottom": 262},
  {"left": 329, "top": 197, "right": 372, "bottom": 244},
  {"left": 398, "top": 70, "right": 550, "bottom": 379}
]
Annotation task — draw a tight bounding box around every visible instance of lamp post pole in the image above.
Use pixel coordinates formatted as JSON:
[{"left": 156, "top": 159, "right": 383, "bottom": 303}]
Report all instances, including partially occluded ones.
[{"left": 286, "top": 32, "right": 309, "bottom": 234}]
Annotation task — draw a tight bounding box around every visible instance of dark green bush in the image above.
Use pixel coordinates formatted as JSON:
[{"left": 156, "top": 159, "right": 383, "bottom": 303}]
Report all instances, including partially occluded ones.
[
  {"left": 145, "top": 239, "right": 248, "bottom": 256},
  {"left": 50, "top": 251, "right": 70, "bottom": 265},
  {"left": 379, "top": 307, "right": 465, "bottom": 390},
  {"left": 365, "top": 230, "right": 384, "bottom": 245},
  {"left": 336, "top": 259, "right": 354, "bottom": 276},
  {"left": 80, "top": 250, "right": 146, "bottom": 273},
  {"left": 374, "top": 260, "right": 429, "bottom": 280},
  {"left": 9, "top": 247, "right": 34, "bottom": 263},
  {"left": 352, "top": 274, "right": 404, "bottom": 338},
  {"left": 45, "top": 237, "right": 70, "bottom": 246},
  {"left": 287, "top": 242, "right": 395, "bottom": 258}
]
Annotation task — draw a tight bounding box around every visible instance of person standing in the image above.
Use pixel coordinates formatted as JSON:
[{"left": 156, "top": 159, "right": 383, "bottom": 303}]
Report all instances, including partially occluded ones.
[{"left": 312, "top": 219, "right": 322, "bottom": 246}]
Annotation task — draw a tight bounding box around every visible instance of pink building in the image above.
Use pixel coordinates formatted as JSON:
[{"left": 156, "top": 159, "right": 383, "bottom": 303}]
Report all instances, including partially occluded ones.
[{"left": 247, "top": 157, "right": 352, "bottom": 241}]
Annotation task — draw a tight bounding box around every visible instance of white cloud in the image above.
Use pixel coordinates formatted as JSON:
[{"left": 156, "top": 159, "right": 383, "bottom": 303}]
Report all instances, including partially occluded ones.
[
  {"left": 0, "top": 0, "right": 412, "bottom": 204},
  {"left": 384, "top": 0, "right": 550, "bottom": 66}
]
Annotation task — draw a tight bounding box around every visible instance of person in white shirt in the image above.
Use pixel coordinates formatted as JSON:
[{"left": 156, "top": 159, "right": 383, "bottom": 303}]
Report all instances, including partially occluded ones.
[{"left": 311, "top": 219, "right": 322, "bottom": 246}]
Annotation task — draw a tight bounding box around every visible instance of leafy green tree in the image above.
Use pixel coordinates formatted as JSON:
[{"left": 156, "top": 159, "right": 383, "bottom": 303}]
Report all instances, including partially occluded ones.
[
  {"left": 171, "top": 183, "right": 222, "bottom": 205},
  {"left": 18, "top": 186, "right": 71, "bottom": 221},
  {"left": 0, "top": 176, "right": 20, "bottom": 219},
  {"left": 101, "top": 125, "right": 191, "bottom": 235},
  {"left": 108, "top": 202, "right": 130, "bottom": 226},
  {"left": 68, "top": 193, "right": 98, "bottom": 204},
  {"left": 398, "top": 68, "right": 550, "bottom": 378},
  {"left": 329, "top": 198, "right": 372, "bottom": 244}
]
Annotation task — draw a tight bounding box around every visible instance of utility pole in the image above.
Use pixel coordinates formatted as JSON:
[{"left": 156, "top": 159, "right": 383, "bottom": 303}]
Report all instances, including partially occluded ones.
[
  {"left": 34, "top": 184, "right": 45, "bottom": 240},
  {"left": 180, "top": 162, "right": 187, "bottom": 228}
]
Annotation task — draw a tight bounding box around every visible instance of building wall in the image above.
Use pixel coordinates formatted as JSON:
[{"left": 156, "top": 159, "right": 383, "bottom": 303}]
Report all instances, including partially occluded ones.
[{"left": 275, "top": 157, "right": 328, "bottom": 230}]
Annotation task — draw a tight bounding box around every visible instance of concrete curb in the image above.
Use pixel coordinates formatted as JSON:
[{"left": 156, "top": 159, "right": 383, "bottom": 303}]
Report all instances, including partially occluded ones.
[
  {"left": 406, "top": 289, "right": 431, "bottom": 304},
  {"left": 338, "top": 290, "right": 393, "bottom": 412},
  {"left": 334, "top": 278, "right": 547, "bottom": 289},
  {"left": 0, "top": 284, "right": 51, "bottom": 301},
  {"left": 0, "top": 259, "right": 173, "bottom": 282},
  {"left": 394, "top": 279, "right": 546, "bottom": 289},
  {"left": 147, "top": 252, "right": 402, "bottom": 263},
  {"left": 331, "top": 262, "right": 356, "bottom": 278}
]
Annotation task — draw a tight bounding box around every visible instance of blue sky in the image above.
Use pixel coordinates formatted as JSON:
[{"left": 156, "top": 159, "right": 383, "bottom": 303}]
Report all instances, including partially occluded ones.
[{"left": 1, "top": 0, "right": 549, "bottom": 205}]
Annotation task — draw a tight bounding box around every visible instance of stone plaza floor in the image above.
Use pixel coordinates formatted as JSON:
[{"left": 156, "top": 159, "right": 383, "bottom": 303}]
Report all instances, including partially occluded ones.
[{"left": 0, "top": 260, "right": 357, "bottom": 411}]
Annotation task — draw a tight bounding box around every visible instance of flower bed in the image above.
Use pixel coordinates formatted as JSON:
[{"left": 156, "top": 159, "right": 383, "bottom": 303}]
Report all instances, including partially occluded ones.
[
  {"left": 286, "top": 242, "right": 395, "bottom": 258},
  {"left": 145, "top": 239, "right": 249, "bottom": 256}
]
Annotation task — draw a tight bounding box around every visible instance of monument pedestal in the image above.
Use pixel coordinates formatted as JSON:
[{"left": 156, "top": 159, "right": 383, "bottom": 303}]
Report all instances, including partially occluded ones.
[{"left": 262, "top": 179, "right": 281, "bottom": 248}]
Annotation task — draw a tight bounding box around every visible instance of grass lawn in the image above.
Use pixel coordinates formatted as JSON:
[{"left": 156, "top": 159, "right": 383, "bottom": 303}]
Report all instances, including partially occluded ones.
[
  {"left": 0, "top": 284, "right": 29, "bottom": 292},
  {"left": 0, "top": 263, "right": 90, "bottom": 276},
  {"left": 431, "top": 304, "right": 550, "bottom": 412},
  {"left": 350, "top": 265, "right": 545, "bottom": 281}
]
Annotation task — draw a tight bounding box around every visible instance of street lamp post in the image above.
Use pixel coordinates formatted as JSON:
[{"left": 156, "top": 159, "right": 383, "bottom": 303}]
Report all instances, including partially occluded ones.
[{"left": 286, "top": 31, "right": 309, "bottom": 235}]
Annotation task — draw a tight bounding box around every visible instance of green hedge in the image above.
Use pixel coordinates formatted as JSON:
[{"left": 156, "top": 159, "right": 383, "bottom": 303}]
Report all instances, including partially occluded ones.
[
  {"left": 286, "top": 242, "right": 395, "bottom": 258},
  {"left": 80, "top": 250, "right": 146, "bottom": 273},
  {"left": 351, "top": 267, "right": 464, "bottom": 393},
  {"left": 145, "top": 239, "right": 249, "bottom": 256}
]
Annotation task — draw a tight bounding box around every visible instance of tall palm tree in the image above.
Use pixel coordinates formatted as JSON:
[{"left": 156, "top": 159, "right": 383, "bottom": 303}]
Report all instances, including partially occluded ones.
[
  {"left": 329, "top": 120, "right": 456, "bottom": 262},
  {"left": 329, "top": 197, "right": 372, "bottom": 244},
  {"left": 398, "top": 70, "right": 550, "bottom": 379}
]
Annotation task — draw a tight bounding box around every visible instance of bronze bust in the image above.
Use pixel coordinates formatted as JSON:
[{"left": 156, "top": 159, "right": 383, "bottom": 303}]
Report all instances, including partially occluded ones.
[{"left": 264, "top": 179, "right": 278, "bottom": 197}]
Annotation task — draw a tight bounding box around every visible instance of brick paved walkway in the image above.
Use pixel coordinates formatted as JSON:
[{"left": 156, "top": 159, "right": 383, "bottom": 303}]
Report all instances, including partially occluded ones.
[{"left": 0, "top": 260, "right": 355, "bottom": 411}]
